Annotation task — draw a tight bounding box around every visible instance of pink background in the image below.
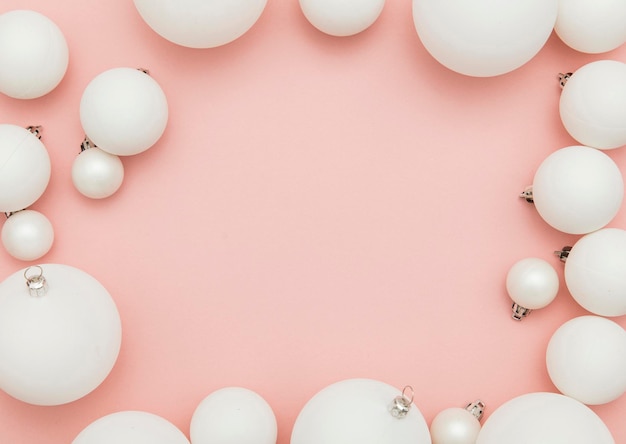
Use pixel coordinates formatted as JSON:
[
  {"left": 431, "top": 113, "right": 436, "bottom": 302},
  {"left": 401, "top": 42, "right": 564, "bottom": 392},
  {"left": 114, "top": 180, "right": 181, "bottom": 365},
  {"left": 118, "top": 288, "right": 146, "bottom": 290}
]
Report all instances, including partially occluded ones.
[{"left": 1, "top": 1, "right": 626, "bottom": 442}]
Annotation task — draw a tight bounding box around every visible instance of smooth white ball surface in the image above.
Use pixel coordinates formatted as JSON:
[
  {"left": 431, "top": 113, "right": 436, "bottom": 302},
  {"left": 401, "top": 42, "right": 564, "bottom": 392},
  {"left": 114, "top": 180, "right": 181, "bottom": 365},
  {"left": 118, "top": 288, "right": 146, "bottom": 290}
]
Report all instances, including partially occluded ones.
[
  {"left": 1, "top": 210, "right": 54, "bottom": 261},
  {"left": 560, "top": 60, "right": 626, "bottom": 149},
  {"left": 80, "top": 68, "right": 168, "bottom": 156},
  {"left": 73, "top": 411, "right": 190, "bottom": 444},
  {"left": 506, "top": 258, "right": 559, "bottom": 309},
  {"left": 0, "top": 124, "right": 51, "bottom": 213},
  {"left": 0, "top": 264, "right": 122, "bottom": 405},
  {"left": 555, "top": 0, "right": 626, "bottom": 53},
  {"left": 546, "top": 316, "right": 626, "bottom": 405},
  {"left": 72, "top": 148, "right": 124, "bottom": 199},
  {"left": 299, "top": 0, "right": 385, "bottom": 37},
  {"left": 0, "top": 10, "right": 69, "bottom": 99},
  {"left": 291, "top": 379, "right": 431, "bottom": 444},
  {"left": 531, "top": 146, "right": 623, "bottom": 234},
  {"left": 190, "top": 387, "right": 277, "bottom": 444},
  {"left": 412, "top": 0, "right": 558, "bottom": 77},
  {"left": 430, "top": 407, "right": 480, "bottom": 444},
  {"left": 476, "top": 392, "right": 615, "bottom": 444},
  {"left": 133, "top": 0, "right": 267, "bottom": 48}
]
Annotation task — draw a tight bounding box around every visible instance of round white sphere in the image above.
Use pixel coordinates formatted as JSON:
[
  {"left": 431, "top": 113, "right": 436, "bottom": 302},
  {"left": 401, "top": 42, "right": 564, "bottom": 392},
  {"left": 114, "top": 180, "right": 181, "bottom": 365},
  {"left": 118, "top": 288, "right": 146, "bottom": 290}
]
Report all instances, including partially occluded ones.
[
  {"left": 430, "top": 407, "right": 481, "bottom": 444},
  {"left": 0, "top": 10, "right": 69, "bottom": 99},
  {"left": 299, "top": 0, "right": 385, "bottom": 37},
  {"left": 476, "top": 392, "right": 615, "bottom": 444},
  {"left": 555, "top": 0, "right": 626, "bottom": 53},
  {"left": 0, "top": 124, "right": 51, "bottom": 213},
  {"left": 506, "top": 258, "right": 559, "bottom": 309},
  {"left": 73, "top": 411, "right": 190, "bottom": 444},
  {"left": 133, "top": 0, "right": 267, "bottom": 48},
  {"left": 1, "top": 210, "right": 54, "bottom": 261},
  {"left": 412, "top": 0, "right": 558, "bottom": 77},
  {"left": 80, "top": 67, "right": 168, "bottom": 156},
  {"left": 564, "top": 228, "right": 626, "bottom": 316},
  {"left": 0, "top": 264, "right": 122, "bottom": 405},
  {"left": 190, "top": 387, "right": 277, "bottom": 444},
  {"left": 546, "top": 316, "right": 626, "bottom": 405},
  {"left": 560, "top": 60, "right": 626, "bottom": 149},
  {"left": 291, "top": 379, "right": 431, "bottom": 444},
  {"left": 72, "top": 148, "right": 124, "bottom": 199},
  {"left": 531, "top": 146, "right": 623, "bottom": 234}
]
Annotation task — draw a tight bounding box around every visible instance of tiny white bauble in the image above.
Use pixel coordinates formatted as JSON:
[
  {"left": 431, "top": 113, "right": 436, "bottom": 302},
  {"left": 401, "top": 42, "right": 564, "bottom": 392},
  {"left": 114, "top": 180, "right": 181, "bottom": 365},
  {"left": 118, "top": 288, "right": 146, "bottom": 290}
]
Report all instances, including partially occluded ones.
[
  {"left": 0, "top": 10, "right": 69, "bottom": 99},
  {"left": 1, "top": 210, "right": 54, "bottom": 261},
  {"left": 72, "top": 147, "right": 124, "bottom": 199},
  {"left": 191, "top": 387, "right": 277, "bottom": 444},
  {"left": 430, "top": 407, "right": 481, "bottom": 444},
  {"left": 299, "top": 0, "right": 385, "bottom": 37},
  {"left": 80, "top": 68, "right": 168, "bottom": 156},
  {"left": 506, "top": 258, "right": 559, "bottom": 310}
]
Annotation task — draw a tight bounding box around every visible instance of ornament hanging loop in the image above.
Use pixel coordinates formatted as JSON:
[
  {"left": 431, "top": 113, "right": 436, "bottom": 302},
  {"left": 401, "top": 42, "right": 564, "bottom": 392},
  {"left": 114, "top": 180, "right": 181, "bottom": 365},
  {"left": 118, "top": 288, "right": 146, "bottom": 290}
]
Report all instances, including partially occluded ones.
[
  {"left": 512, "top": 302, "right": 531, "bottom": 321},
  {"left": 390, "top": 385, "right": 414, "bottom": 418},
  {"left": 465, "top": 399, "right": 486, "bottom": 421},
  {"left": 24, "top": 265, "right": 48, "bottom": 297}
]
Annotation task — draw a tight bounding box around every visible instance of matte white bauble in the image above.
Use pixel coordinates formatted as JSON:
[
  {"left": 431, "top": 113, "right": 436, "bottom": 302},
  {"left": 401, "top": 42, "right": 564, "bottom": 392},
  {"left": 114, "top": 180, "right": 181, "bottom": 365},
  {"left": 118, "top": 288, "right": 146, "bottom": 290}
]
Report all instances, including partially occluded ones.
[
  {"left": 560, "top": 60, "right": 626, "bottom": 149},
  {"left": 72, "top": 147, "right": 124, "bottom": 199},
  {"left": 506, "top": 258, "right": 559, "bottom": 309},
  {"left": 291, "top": 379, "right": 431, "bottom": 444},
  {"left": 1, "top": 210, "right": 54, "bottom": 261},
  {"left": 133, "top": 0, "right": 267, "bottom": 48},
  {"left": 531, "top": 146, "right": 623, "bottom": 234},
  {"left": 80, "top": 68, "right": 168, "bottom": 156},
  {"left": 73, "top": 411, "right": 190, "bottom": 444},
  {"left": 555, "top": 0, "right": 626, "bottom": 53},
  {"left": 191, "top": 387, "right": 277, "bottom": 444},
  {"left": 0, "top": 264, "right": 122, "bottom": 405},
  {"left": 299, "top": 0, "right": 385, "bottom": 37},
  {"left": 412, "top": 0, "right": 558, "bottom": 77},
  {"left": 564, "top": 228, "right": 626, "bottom": 316},
  {"left": 430, "top": 407, "right": 481, "bottom": 444},
  {"left": 0, "top": 124, "right": 51, "bottom": 213},
  {"left": 476, "top": 392, "right": 615, "bottom": 444},
  {"left": 546, "top": 316, "right": 626, "bottom": 405},
  {"left": 0, "top": 10, "right": 69, "bottom": 99}
]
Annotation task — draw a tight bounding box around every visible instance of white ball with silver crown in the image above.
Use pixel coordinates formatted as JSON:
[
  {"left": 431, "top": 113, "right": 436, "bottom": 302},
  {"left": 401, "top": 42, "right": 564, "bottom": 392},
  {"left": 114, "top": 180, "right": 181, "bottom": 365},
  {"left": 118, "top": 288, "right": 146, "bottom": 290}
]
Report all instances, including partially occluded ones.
[{"left": 1, "top": 209, "right": 54, "bottom": 261}]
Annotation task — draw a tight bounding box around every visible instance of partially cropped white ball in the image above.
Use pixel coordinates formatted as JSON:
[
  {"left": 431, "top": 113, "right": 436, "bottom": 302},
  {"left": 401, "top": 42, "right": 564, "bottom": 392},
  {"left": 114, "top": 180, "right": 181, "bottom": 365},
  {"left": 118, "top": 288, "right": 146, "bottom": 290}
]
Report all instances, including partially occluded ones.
[
  {"left": 547, "top": 316, "right": 626, "bottom": 405},
  {"left": 72, "top": 148, "right": 124, "bottom": 199},
  {"left": 560, "top": 60, "right": 626, "bottom": 149},
  {"left": 531, "top": 146, "right": 623, "bottom": 234},
  {"left": 0, "top": 10, "right": 69, "bottom": 99},
  {"left": 299, "top": 0, "right": 385, "bottom": 37},
  {"left": 430, "top": 407, "right": 481, "bottom": 444},
  {"left": 1, "top": 210, "right": 53, "bottom": 261},
  {"left": 506, "top": 258, "right": 559, "bottom": 309},
  {"left": 134, "top": 0, "right": 267, "bottom": 48},
  {"left": 80, "top": 68, "right": 168, "bottom": 156},
  {"left": 412, "top": 0, "right": 558, "bottom": 77},
  {"left": 555, "top": 0, "right": 626, "bottom": 53}
]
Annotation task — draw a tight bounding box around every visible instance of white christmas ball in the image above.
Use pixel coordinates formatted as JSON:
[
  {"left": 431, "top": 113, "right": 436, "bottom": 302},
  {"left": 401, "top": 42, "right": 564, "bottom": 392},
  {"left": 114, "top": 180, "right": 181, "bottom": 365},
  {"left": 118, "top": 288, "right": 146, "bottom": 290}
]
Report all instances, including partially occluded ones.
[
  {"left": 80, "top": 68, "right": 168, "bottom": 156},
  {"left": 0, "top": 10, "right": 69, "bottom": 99},
  {"left": 506, "top": 258, "right": 559, "bottom": 310},
  {"left": 0, "top": 124, "right": 51, "bottom": 213},
  {"left": 0, "top": 264, "right": 122, "bottom": 405},
  {"left": 72, "top": 147, "right": 124, "bottom": 199},
  {"left": 73, "top": 411, "right": 190, "bottom": 444},
  {"left": 291, "top": 379, "right": 431, "bottom": 444},
  {"left": 555, "top": 0, "right": 626, "bottom": 54},
  {"left": 190, "top": 387, "right": 277, "bottom": 444},
  {"left": 299, "top": 0, "right": 385, "bottom": 37},
  {"left": 531, "top": 146, "right": 623, "bottom": 234},
  {"left": 412, "top": 0, "right": 558, "bottom": 77},
  {"left": 133, "top": 0, "right": 267, "bottom": 48},
  {"left": 1, "top": 210, "right": 54, "bottom": 261},
  {"left": 546, "top": 316, "right": 626, "bottom": 405},
  {"left": 430, "top": 407, "right": 481, "bottom": 444},
  {"left": 476, "top": 392, "right": 614, "bottom": 444},
  {"left": 559, "top": 60, "right": 626, "bottom": 150}
]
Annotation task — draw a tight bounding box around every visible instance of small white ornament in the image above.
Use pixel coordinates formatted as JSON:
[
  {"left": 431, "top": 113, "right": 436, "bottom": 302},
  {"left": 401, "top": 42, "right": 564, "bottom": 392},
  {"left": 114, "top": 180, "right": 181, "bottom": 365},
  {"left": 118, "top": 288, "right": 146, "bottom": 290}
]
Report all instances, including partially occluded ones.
[
  {"left": 299, "top": 0, "right": 385, "bottom": 37},
  {"left": 1, "top": 210, "right": 54, "bottom": 261},
  {"left": 72, "top": 138, "right": 124, "bottom": 199},
  {"left": 506, "top": 258, "right": 559, "bottom": 320},
  {"left": 430, "top": 401, "right": 484, "bottom": 444}
]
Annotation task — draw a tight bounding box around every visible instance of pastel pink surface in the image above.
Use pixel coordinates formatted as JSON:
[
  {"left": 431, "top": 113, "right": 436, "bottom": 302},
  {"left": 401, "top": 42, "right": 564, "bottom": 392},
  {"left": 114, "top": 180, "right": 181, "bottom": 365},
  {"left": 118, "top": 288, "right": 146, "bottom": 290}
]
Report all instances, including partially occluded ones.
[{"left": 1, "top": 1, "right": 626, "bottom": 443}]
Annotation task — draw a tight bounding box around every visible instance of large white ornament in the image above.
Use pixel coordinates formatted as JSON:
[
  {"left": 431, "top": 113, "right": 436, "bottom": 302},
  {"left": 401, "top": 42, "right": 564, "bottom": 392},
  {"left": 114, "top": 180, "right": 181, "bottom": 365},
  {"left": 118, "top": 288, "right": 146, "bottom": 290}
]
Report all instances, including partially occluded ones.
[
  {"left": 476, "top": 392, "right": 615, "bottom": 444},
  {"left": 412, "top": 0, "right": 558, "bottom": 77},
  {"left": 430, "top": 403, "right": 483, "bottom": 444},
  {"left": 1, "top": 210, "right": 54, "bottom": 261},
  {"left": 72, "top": 145, "right": 125, "bottom": 199},
  {"left": 0, "top": 264, "right": 122, "bottom": 405},
  {"left": 546, "top": 316, "right": 626, "bottom": 405},
  {"left": 299, "top": 0, "right": 385, "bottom": 37},
  {"left": 0, "top": 10, "right": 69, "bottom": 99},
  {"left": 506, "top": 257, "right": 559, "bottom": 320},
  {"left": 133, "top": 0, "right": 268, "bottom": 48}
]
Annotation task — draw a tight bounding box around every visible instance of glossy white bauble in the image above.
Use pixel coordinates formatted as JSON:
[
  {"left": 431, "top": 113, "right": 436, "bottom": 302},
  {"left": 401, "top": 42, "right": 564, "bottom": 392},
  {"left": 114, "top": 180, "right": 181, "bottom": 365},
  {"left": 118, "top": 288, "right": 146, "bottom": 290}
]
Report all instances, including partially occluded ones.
[
  {"left": 546, "top": 316, "right": 626, "bottom": 405},
  {"left": 72, "top": 147, "right": 124, "bottom": 199},
  {"left": 1, "top": 210, "right": 53, "bottom": 261},
  {"left": 0, "top": 124, "right": 51, "bottom": 213},
  {"left": 133, "top": 0, "right": 267, "bottom": 48},
  {"left": 412, "top": 0, "right": 558, "bottom": 77},
  {"left": 80, "top": 68, "right": 168, "bottom": 156},
  {"left": 560, "top": 60, "right": 626, "bottom": 149},
  {"left": 430, "top": 407, "right": 481, "bottom": 444},
  {"left": 506, "top": 258, "right": 559, "bottom": 310},
  {"left": 299, "top": 0, "right": 385, "bottom": 37},
  {"left": 0, "top": 264, "right": 122, "bottom": 405},
  {"left": 0, "top": 10, "right": 69, "bottom": 99},
  {"left": 531, "top": 146, "right": 623, "bottom": 234}
]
